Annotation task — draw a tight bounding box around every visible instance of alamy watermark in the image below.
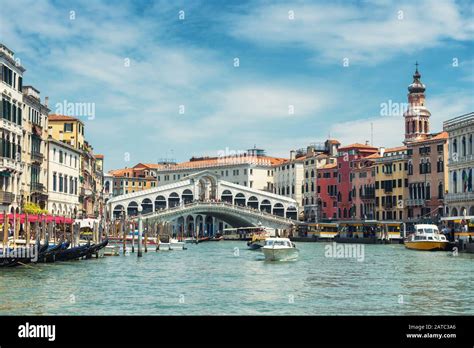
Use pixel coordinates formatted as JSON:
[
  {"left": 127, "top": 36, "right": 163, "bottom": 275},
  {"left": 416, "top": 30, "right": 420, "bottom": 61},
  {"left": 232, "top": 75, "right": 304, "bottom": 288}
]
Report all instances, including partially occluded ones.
[
  {"left": 324, "top": 242, "right": 365, "bottom": 262},
  {"left": 55, "top": 99, "right": 95, "bottom": 120},
  {"left": 1, "top": 244, "right": 39, "bottom": 262}
]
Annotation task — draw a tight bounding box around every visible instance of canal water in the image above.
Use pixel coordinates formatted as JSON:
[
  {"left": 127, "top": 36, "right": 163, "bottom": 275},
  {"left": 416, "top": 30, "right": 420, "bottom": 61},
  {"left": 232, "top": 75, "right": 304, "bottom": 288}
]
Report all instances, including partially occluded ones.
[{"left": 0, "top": 241, "right": 472, "bottom": 315}]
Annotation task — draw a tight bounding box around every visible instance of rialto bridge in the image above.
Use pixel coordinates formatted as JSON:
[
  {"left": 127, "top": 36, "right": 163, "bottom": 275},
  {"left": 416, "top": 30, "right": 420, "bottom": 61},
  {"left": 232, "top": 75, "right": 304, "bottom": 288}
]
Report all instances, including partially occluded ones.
[{"left": 106, "top": 171, "right": 299, "bottom": 234}]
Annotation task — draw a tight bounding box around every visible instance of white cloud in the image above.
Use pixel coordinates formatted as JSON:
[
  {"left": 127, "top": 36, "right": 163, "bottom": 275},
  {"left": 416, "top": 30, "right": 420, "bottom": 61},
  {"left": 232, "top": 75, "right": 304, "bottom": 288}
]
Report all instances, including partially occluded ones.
[{"left": 227, "top": 0, "right": 473, "bottom": 64}]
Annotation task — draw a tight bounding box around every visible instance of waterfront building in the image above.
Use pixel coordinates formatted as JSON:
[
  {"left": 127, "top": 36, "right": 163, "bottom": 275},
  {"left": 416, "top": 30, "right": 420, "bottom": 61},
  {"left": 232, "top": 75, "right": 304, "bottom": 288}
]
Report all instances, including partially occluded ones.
[
  {"left": 406, "top": 132, "right": 448, "bottom": 221},
  {"left": 0, "top": 44, "right": 25, "bottom": 214},
  {"left": 443, "top": 112, "right": 474, "bottom": 217},
  {"left": 374, "top": 147, "right": 409, "bottom": 221},
  {"left": 337, "top": 143, "right": 378, "bottom": 219},
  {"left": 351, "top": 154, "right": 377, "bottom": 220},
  {"left": 273, "top": 150, "right": 304, "bottom": 213},
  {"left": 316, "top": 163, "right": 338, "bottom": 220},
  {"left": 20, "top": 85, "right": 50, "bottom": 210},
  {"left": 47, "top": 114, "right": 103, "bottom": 218},
  {"left": 81, "top": 141, "right": 102, "bottom": 218},
  {"left": 47, "top": 138, "right": 81, "bottom": 216},
  {"left": 155, "top": 148, "right": 285, "bottom": 192},
  {"left": 108, "top": 163, "right": 158, "bottom": 196},
  {"left": 47, "top": 114, "right": 85, "bottom": 150},
  {"left": 301, "top": 140, "right": 339, "bottom": 221}
]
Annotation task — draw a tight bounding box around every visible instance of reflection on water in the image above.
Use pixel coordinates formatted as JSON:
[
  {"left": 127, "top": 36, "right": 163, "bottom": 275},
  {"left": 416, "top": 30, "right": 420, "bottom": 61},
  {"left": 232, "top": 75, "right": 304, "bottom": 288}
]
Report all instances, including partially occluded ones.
[{"left": 0, "top": 242, "right": 472, "bottom": 315}]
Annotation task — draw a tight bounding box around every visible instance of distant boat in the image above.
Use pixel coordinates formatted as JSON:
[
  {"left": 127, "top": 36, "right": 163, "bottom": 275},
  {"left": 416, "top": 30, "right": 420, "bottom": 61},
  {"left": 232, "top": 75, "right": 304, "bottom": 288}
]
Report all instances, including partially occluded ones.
[{"left": 262, "top": 238, "right": 299, "bottom": 261}]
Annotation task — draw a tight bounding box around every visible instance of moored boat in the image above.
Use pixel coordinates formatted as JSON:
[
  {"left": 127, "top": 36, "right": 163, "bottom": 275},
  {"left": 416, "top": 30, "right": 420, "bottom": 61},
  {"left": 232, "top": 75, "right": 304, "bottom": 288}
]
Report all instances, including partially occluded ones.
[
  {"left": 262, "top": 238, "right": 299, "bottom": 261},
  {"left": 404, "top": 224, "right": 449, "bottom": 251},
  {"left": 170, "top": 238, "right": 186, "bottom": 250}
]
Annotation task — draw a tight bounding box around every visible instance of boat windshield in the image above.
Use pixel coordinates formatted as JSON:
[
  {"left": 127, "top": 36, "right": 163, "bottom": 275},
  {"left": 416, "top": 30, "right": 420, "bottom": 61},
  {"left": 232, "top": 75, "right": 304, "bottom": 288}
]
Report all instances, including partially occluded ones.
[
  {"left": 417, "top": 228, "right": 437, "bottom": 234},
  {"left": 265, "top": 240, "right": 290, "bottom": 247}
]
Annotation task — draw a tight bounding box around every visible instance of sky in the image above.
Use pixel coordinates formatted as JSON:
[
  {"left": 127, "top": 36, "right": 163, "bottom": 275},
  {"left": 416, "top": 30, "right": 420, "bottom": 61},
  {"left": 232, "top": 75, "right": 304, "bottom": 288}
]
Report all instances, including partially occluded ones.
[{"left": 1, "top": 0, "right": 473, "bottom": 171}]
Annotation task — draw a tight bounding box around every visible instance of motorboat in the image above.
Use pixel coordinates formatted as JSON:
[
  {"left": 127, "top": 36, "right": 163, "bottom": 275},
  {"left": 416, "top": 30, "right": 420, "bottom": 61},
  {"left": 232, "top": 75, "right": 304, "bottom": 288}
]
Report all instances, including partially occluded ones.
[
  {"left": 262, "top": 238, "right": 299, "bottom": 261},
  {"left": 170, "top": 238, "right": 186, "bottom": 250},
  {"left": 404, "top": 224, "right": 449, "bottom": 251},
  {"left": 184, "top": 237, "right": 197, "bottom": 244},
  {"left": 157, "top": 240, "right": 171, "bottom": 251}
]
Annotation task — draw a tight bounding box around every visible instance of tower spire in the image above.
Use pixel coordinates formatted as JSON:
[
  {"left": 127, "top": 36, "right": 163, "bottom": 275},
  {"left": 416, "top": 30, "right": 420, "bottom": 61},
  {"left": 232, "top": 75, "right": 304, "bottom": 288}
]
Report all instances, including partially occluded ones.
[{"left": 403, "top": 62, "right": 431, "bottom": 144}]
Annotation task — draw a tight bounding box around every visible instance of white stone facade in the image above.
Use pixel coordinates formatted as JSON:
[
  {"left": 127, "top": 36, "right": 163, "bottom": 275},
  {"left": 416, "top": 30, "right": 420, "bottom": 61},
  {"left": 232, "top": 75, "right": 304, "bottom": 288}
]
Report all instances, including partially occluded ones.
[
  {"left": 444, "top": 112, "right": 474, "bottom": 217},
  {"left": 47, "top": 139, "right": 81, "bottom": 216}
]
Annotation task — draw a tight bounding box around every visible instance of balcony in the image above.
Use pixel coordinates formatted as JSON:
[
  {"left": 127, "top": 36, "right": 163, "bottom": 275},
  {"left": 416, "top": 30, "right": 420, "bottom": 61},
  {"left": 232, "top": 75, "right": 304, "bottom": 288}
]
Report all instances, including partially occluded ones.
[
  {"left": 406, "top": 199, "right": 425, "bottom": 206},
  {"left": 445, "top": 192, "right": 474, "bottom": 203},
  {"left": 1, "top": 118, "right": 22, "bottom": 136},
  {"left": 0, "top": 157, "right": 23, "bottom": 173},
  {"left": 30, "top": 182, "right": 45, "bottom": 193},
  {"left": 448, "top": 154, "right": 474, "bottom": 166},
  {"left": 31, "top": 151, "right": 44, "bottom": 163},
  {"left": 360, "top": 193, "right": 375, "bottom": 200},
  {"left": 0, "top": 191, "right": 14, "bottom": 204}
]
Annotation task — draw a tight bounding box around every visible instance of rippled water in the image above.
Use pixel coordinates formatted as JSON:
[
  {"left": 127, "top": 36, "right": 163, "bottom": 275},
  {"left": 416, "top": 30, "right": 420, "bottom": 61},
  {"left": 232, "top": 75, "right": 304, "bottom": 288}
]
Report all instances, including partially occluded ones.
[{"left": 0, "top": 241, "right": 473, "bottom": 315}]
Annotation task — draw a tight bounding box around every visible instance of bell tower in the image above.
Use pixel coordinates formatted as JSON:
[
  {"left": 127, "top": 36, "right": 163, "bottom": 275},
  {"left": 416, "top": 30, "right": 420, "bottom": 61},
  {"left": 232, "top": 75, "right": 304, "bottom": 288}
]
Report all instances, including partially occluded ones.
[{"left": 403, "top": 63, "right": 431, "bottom": 144}]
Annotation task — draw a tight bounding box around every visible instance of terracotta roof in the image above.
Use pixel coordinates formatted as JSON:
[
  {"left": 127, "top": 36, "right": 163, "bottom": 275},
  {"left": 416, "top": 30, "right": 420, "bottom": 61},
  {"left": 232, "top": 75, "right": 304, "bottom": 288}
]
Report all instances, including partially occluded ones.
[
  {"left": 385, "top": 145, "right": 407, "bottom": 153},
  {"left": 159, "top": 155, "right": 287, "bottom": 170},
  {"left": 338, "top": 143, "right": 378, "bottom": 151},
  {"left": 321, "top": 163, "right": 337, "bottom": 169},
  {"left": 48, "top": 114, "right": 83, "bottom": 122},
  {"left": 94, "top": 154, "right": 104, "bottom": 159},
  {"left": 409, "top": 131, "right": 448, "bottom": 144},
  {"left": 139, "top": 163, "right": 165, "bottom": 169}
]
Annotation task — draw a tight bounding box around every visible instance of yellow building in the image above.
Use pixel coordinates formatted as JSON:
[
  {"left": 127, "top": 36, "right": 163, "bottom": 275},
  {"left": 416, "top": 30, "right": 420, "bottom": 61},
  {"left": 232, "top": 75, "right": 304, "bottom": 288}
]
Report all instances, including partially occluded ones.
[
  {"left": 374, "top": 146, "right": 409, "bottom": 221},
  {"left": 47, "top": 114, "right": 85, "bottom": 151}
]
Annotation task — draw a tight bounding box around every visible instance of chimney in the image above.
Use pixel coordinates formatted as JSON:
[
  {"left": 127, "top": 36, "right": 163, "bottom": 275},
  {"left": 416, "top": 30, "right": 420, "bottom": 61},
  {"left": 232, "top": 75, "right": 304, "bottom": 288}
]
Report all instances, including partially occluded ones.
[
  {"left": 290, "top": 150, "right": 296, "bottom": 161},
  {"left": 365, "top": 140, "right": 370, "bottom": 145},
  {"left": 45, "top": 96, "right": 49, "bottom": 108},
  {"left": 379, "top": 147, "right": 385, "bottom": 157}
]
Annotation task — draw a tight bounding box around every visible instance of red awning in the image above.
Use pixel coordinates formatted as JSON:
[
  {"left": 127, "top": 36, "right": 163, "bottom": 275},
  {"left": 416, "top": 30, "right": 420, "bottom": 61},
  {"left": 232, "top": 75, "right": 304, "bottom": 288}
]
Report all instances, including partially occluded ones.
[{"left": 0, "top": 214, "right": 74, "bottom": 224}]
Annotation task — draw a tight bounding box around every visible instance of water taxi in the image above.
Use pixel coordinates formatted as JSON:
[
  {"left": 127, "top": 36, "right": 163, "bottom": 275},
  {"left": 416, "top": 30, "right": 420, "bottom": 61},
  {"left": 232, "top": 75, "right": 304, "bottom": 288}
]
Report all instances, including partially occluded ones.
[
  {"left": 262, "top": 238, "right": 299, "bottom": 261},
  {"left": 404, "top": 224, "right": 449, "bottom": 251}
]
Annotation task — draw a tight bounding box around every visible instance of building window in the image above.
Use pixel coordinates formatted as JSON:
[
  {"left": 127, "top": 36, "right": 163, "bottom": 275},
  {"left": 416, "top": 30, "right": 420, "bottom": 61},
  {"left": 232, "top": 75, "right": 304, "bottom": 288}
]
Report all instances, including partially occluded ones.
[
  {"left": 53, "top": 172, "right": 57, "bottom": 191},
  {"left": 59, "top": 174, "right": 63, "bottom": 192},
  {"left": 64, "top": 123, "right": 73, "bottom": 132}
]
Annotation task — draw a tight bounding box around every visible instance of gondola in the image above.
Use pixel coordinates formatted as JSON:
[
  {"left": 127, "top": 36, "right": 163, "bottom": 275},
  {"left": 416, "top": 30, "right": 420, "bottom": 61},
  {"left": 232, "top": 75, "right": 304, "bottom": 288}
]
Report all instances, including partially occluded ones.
[
  {"left": 84, "top": 238, "right": 109, "bottom": 259},
  {"left": 54, "top": 243, "right": 90, "bottom": 262},
  {"left": 38, "top": 241, "right": 66, "bottom": 263}
]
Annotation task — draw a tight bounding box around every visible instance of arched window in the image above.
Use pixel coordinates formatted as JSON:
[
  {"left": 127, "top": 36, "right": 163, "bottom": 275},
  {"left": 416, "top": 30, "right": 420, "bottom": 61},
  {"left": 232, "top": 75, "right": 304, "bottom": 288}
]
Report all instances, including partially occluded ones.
[
  {"left": 438, "top": 182, "right": 443, "bottom": 199},
  {"left": 453, "top": 139, "right": 457, "bottom": 155},
  {"left": 311, "top": 170, "right": 314, "bottom": 178},
  {"left": 462, "top": 136, "right": 466, "bottom": 156}
]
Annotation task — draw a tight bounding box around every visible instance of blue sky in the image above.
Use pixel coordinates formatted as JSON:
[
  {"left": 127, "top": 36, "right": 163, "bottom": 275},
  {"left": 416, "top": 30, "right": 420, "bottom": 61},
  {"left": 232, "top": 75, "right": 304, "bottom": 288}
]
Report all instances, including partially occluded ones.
[{"left": 1, "top": 0, "right": 473, "bottom": 171}]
